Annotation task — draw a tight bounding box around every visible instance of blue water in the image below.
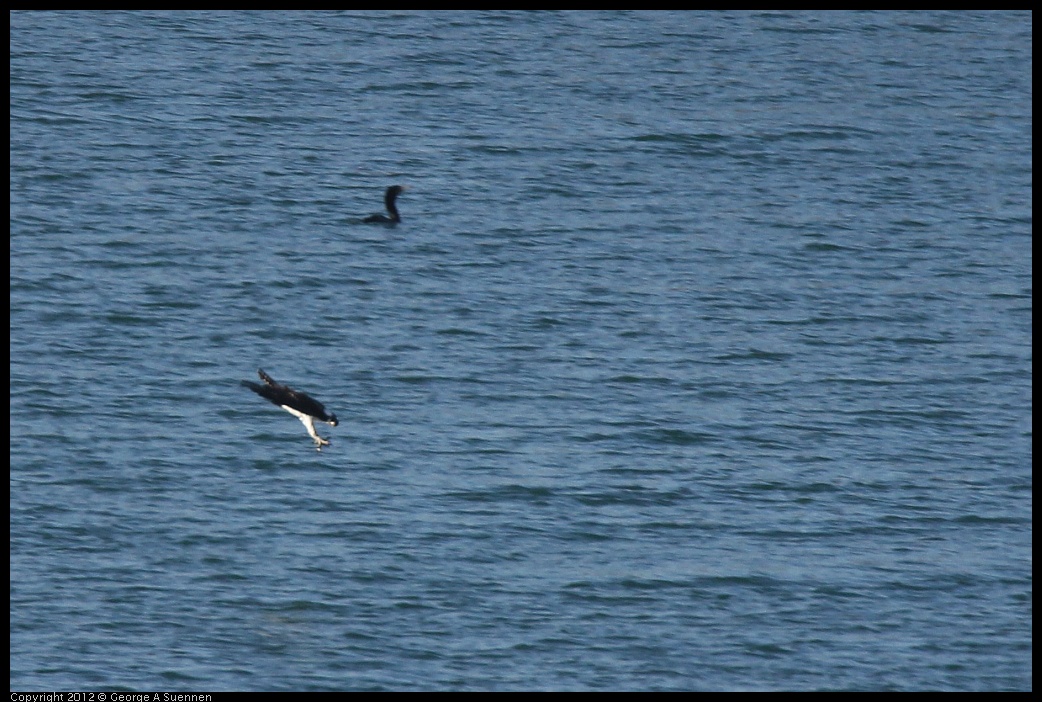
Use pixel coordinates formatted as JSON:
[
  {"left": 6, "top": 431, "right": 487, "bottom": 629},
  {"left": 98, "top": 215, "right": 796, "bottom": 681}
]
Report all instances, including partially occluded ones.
[{"left": 10, "top": 10, "right": 1031, "bottom": 691}]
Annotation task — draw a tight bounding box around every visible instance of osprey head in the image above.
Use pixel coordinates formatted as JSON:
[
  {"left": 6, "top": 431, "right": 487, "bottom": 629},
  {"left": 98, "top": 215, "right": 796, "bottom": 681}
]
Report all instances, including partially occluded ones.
[{"left": 327, "top": 413, "right": 339, "bottom": 427}]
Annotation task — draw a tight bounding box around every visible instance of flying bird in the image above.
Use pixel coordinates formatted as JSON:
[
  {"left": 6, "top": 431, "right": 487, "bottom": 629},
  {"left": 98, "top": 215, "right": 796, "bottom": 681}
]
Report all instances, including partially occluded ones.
[{"left": 242, "top": 369, "right": 339, "bottom": 449}]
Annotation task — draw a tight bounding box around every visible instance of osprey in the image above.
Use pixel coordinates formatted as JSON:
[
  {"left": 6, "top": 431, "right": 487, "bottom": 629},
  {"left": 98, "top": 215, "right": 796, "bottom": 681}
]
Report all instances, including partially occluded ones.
[{"left": 242, "top": 369, "right": 339, "bottom": 449}]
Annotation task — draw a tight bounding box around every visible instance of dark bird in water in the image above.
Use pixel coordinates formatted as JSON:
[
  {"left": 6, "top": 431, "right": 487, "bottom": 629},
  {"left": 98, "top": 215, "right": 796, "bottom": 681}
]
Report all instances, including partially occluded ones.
[
  {"left": 242, "top": 369, "right": 339, "bottom": 449},
  {"left": 363, "top": 185, "right": 407, "bottom": 224}
]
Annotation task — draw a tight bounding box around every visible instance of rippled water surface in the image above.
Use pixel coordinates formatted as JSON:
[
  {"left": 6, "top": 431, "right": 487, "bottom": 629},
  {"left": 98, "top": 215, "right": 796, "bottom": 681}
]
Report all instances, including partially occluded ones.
[{"left": 10, "top": 10, "right": 1031, "bottom": 691}]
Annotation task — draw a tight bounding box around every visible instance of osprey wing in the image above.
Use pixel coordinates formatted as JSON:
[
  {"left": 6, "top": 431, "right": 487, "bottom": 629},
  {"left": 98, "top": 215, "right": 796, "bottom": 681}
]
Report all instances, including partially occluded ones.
[
  {"left": 258, "top": 369, "right": 283, "bottom": 388},
  {"left": 244, "top": 369, "right": 337, "bottom": 427},
  {"left": 242, "top": 379, "right": 288, "bottom": 407},
  {"left": 282, "top": 387, "right": 333, "bottom": 422}
]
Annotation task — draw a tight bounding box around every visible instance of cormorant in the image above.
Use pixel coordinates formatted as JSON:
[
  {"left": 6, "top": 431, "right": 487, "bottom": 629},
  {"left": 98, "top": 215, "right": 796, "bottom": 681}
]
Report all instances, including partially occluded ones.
[{"left": 363, "top": 185, "right": 407, "bottom": 224}]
